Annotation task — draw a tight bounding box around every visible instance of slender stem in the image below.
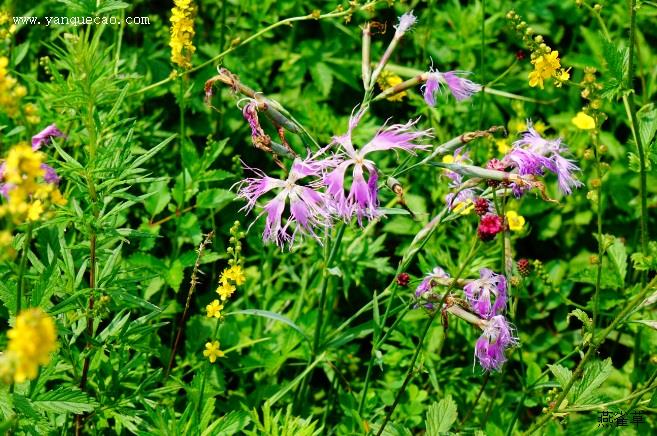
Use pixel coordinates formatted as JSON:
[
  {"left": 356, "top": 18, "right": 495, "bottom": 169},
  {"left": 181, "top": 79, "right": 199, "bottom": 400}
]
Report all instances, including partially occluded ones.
[
  {"left": 197, "top": 319, "right": 221, "bottom": 420},
  {"left": 624, "top": 0, "right": 648, "bottom": 282},
  {"left": 375, "top": 314, "right": 436, "bottom": 436},
  {"left": 592, "top": 133, "right": 604, "bottom": 336},
  {"left": 76, "top": 80, "right": 101, "bottom": 436},
  {"left": 15, "top": 223, "right": 33, "bottom": 315},
  {"left": 312, "top": 223, "right": 346, "bottom": 356},
  {"left": 166, "top": 232, "right": 214, "bottom": 377},
  {"left": 376, "top": 238, "right": 479, "bottom": 435},
  {"left": 358, "top": 208, "right": 448, "bottom": 415}
]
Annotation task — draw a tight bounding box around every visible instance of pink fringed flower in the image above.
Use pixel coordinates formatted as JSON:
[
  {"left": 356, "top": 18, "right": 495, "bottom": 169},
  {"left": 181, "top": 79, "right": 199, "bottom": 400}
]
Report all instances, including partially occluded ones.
[
  {"left": 322, "top": 109, "right": 432, "bottom": 223},
  {"left": 237, "top": 157, "right": 334, "bottom": 247},
  {"left": 464, "top": 268, "right": 507, "bottom": 319},
  {"left": 423, "top": 68, "right": 481, "bottom": 106},
  {"left": 32, "top": 124, "right": 65, "bottom": 150},
  {"left": 475, "top": 315, "right": 517, "bottom": 371},
  {"left": 504, "top": 121, "right": 582, "bottom": 196}
]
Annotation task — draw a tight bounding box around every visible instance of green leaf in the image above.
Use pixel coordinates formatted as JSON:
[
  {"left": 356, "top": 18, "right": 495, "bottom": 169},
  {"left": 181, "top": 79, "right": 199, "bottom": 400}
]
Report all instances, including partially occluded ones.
[
  {"left": 638, "top": 105, "right": 657, "bottom": 148},
  {"left": 571, "top": 358, "right": 613, "bottom": 404},
  {"left": 204, "top": 411, "right": 252, "bottom": 436},
  {"left": 309, "top": 62, "right": 334, "bottom": 98},
  {"left": 630, "top": 320, "right": 657, "bottom": 331},
  {"left": 165, "top": 259, "right": 185, "bottom": 293},
  {"left": 426, "top": 395, "right": 458, "bottom": 435},
  {"left": 196, "top": 189, "right": 236, "bottom": 210},
  {"left": 607, "top": 237, "right": 627, "bottom": 283},
  {"left": 225, "top": 309, "right": 311, "bottom": 343},
  {"left": 32, "top": 387, "right": 98, "bottom": 414},
  {"left": 548, "top": 364, "right": 572, "bottom": 389}
]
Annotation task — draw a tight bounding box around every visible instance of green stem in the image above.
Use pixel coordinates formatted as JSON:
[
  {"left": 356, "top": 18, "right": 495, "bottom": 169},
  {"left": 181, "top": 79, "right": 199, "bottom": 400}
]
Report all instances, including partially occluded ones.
[
  {"left": 312, "top": 224, "right": 346, "bottom": 356},
  {"left": 357, "top": 208, "right": 448, "bottom": 415},
  {"left": 15, "top": 222, "right": 33, "bottom": 315},
  {"left": 375, "top": 238, "right": 479, "bottom": 435},
  {"left": 198, "top": 320, "right": 221, "bottom": 420},
  {"left": 592, "top": 133, "right": 604, "bottom": 336},
  {"left": 624, "top": 0, "right": 648, "bottom": 282}
]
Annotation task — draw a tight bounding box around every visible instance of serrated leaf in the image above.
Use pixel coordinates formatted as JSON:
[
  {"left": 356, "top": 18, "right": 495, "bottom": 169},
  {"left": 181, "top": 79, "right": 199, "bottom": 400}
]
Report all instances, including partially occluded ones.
[
  {"left": 426, "top": 395, "right": 458, "bottom": 435},
  {"left": 204, "top": 410, "right": 251, "bottom": 436},
  {"left": 607, "top": 237, "right": 627, "bottom": 283},
  {"left": 32, "top": 387, "right": 98, "bottom": 414},
  {"left": 548, "top": 364, "right": 572, "bottom": 389},
  {"left": 638, "top": 105, "right": 657, "bottom": 148},
  {"left": 568, "top": 309, "right": 593, "bottom": 333},
  {"left": 309, "top": 62, "right": 333, "bottom": 98},
  {"left": 571, "top": 358, "right": 613, "bottom": 404}
]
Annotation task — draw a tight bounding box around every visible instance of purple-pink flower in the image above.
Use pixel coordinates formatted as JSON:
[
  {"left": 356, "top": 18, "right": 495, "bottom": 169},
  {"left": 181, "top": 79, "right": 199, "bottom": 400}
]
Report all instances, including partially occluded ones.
[
  {"left": 443, "top": 71, "right": 482, "bottom": 101},
  {"left": 422, "top": 68, "right": 481, "bottom": 106},
  {"left": 475, "top": 315, "right": 517, "bottom": 371},
  {"left": 32, "top": 124, "right": 65, "bottom": 150},
  {"left": 394, "top": 11, "right": 417, "bottom": 35},
  {"left": 504, "top": 121, "right": 582, "bottom": 195},
  {"left": 464, "top": 268, "right": 507, "bottom": 319},
  {"left": 422, "top": 69, "right": 442, "bottom": 107},
  {"left": 415, "top": 266, "right": 450, "bottom": 298},
  {"left": 237, "top": 157, "right": 335, "bottom": 247},
  {"left": 322, "top": 109, "right": 431, "bottom": 223}
]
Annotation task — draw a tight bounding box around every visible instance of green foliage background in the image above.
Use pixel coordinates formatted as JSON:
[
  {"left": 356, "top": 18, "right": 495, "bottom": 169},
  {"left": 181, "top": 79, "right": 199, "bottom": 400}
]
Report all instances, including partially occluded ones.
[{"left": 1, "top": 0, "right": 657, "bottom": 434}]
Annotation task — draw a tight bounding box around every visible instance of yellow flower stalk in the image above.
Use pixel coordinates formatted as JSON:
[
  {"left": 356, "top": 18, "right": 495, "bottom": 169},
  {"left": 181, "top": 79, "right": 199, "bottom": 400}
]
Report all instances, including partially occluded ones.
[
  {"left": 4, "top": 308, "right": 58, "bottom": 383},
  {"left": 169, "top": 0, "right": 197, "bottom": 69}
]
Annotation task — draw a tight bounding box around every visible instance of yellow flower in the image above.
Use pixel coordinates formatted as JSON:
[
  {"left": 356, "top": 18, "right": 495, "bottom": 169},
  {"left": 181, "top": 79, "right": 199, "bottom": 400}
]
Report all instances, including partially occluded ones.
[
  {"left": 169, "top": 0, "right": 197, "bottom": 69},
  {"left": 7, "top": 308, "right": 58, "bottom": 383},
  {"left": 217, "top": 281, "right": 236, "bottom": 301},
  {"left": 442, "top": 154, "right": 455, "bottom": 164},
  {"left": 4, "top": 143, "right": 44, "bottom": 184},
  {"left": 203, "top": 341, "right": 224, "bottom": 363},
  {"left": 376, "top": 70, "right": 407, "bottom": 102},
  {"left": 206, "top": 299, "right": 224, "bottom": 318},
  {"left": 496, "top": 139, "right": 510, "bottom": 155},
  {"left": 506, "top": 210, "right": 526, "bottom": 232},
  {"left": 224, "top": 265, "right": 246, "bottom": 286},
  {"left": 528, "top": 51, "right": 563, "bottom": 88},
  {"left": 572, "top": 111, "right": 595, "bottom": 130}
]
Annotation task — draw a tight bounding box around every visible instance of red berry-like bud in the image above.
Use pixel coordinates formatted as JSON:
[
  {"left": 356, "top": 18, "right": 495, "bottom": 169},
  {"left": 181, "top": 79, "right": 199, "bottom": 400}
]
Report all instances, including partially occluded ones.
[
  {"left": 517, "top": 258, "right": 532, "bottom": 277},
  {"left": 474, "top": 198, "right": 489, "bottom": 216},
  {"left": 477, "top": 214, "right": 503, "bottom": 242},
  {"left": 516, "top": 50, "right": 526, "bottom": 60},
  {"left": 396, "top": 273, "right": 410, "bottom": 287}
]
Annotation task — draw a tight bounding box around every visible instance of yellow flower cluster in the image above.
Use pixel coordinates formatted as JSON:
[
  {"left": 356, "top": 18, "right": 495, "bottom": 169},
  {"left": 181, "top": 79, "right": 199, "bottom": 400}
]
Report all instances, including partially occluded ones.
[
  {"left": 203, "top": 221, "right": 246, "bottom": 363},
  {"left": 0, "top": 230, "right": 14, "bottom": 260},
  {"left": 0, "top": 143, "right": 66, "bottom": 223},
  {"left": 506, "top": 11, "right": 570, "bottom": 89},
  {"left": 376, "top": 70, "right": 407, "bottom": 101},
  {"left": 0, "top": 9, "right": 16, "bottom": 41},
  {"left": 528, "top": 51, "right": 570, "bottom": 89},
  {"left": 0, "top": 308, "right": 57, "bottom": 383},
  {"left": 169, "top": 0, "right": 196, "bottom": 69}
]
